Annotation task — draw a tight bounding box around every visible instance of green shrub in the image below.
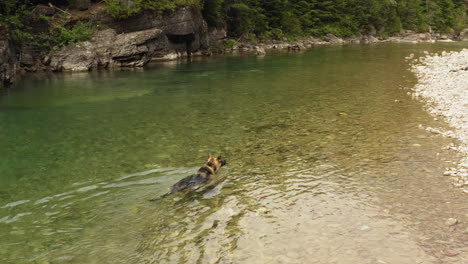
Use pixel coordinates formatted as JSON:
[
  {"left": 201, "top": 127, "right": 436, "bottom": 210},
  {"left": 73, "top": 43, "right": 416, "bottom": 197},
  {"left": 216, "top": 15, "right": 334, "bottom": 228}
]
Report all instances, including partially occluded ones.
[
  {"left": 223, "top": 38, "right": 238, "bottom": 49},
  {"left": 52, "top": 21, "right": 96, "bottom": 47},
  {"left": 286, "top": 35, "right": 299, "bottom": 41},
  {"left": 0, "top": 1, "right": 33, "bottom": 44},
  {"left": 246, "top": 33, "right": 257, "bottom": 43},
  {"left": 104, "top": 0, "right": 201, "bottom": 19},
  {"left": 281, "top": 12, "right": 302, "bottom": 35},
  {"left": 104, "top": 0, "right": 137, "bottom": 19},
  {"left": 270, "top": 28, "right": 283, "bottom": 40},
  {"left": 258, "top": 31, "right": 273, "bottom": 40}
]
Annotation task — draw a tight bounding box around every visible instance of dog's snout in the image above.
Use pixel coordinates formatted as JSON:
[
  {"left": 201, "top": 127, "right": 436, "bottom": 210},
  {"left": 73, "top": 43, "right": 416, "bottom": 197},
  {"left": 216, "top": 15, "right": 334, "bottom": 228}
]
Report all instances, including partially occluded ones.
[{"left": 220, "top": 160, "right": 227, "bottom": 166}]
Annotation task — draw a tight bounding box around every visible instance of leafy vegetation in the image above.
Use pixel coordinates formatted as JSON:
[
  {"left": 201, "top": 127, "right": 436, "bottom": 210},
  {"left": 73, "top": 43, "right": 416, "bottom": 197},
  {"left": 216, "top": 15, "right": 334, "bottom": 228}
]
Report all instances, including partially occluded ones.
[
  {"left": 104, "top": 0, "right": 201, "bottom": 19},
  {"left": 223, "top": 38, "right": 238, "bottom": 48},
  {"left": 0, "top": 0, "right": 466, "bottom": 50},
  {"left": 51, "top": 21, "right": 96, "bottom": 48},
  {"left": 202, "top": 0, "right": 467, "bottom": 38},
  {"left": 0, "top": 0, "right": 96, "bottom": 52},
  {"left": 0, "top": 1, "right": 34, "bottom": 43}
]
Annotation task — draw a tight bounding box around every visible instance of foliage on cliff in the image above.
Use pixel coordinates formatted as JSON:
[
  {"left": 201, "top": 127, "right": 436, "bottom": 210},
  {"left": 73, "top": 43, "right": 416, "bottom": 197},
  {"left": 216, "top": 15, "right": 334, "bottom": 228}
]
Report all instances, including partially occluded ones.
[
  {"left": 0, "top": 1, "right": 33, "bottom": 43},
  {"left": 104, "top": 0, "right": 200, "bottom": 18},
  {"left": 202, "top": 0, "right": 467, "bottom": 38},
  {"left": 0, "top": 1, "right": 96, "bottom": 51},
  {"left": 51, "top": 22, "right": 96, "bottom": 48},
  {"left": 97, "top": 0, "right": 467, "bottom": 37}
]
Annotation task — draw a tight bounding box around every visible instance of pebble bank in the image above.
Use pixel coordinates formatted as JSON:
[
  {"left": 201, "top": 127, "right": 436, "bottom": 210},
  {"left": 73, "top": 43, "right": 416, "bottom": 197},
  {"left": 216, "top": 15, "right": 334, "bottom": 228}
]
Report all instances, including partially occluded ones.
[{"left": 410, "top": 49, "right": 468, "bottom": 192}]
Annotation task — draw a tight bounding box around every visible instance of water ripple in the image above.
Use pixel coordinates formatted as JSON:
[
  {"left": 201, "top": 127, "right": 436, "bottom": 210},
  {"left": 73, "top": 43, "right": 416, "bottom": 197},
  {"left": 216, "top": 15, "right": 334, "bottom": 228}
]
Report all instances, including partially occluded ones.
[
  {"left": 1, "top": 199, "right": 30, "bottom": 208},
  {"left": 0, "top": 212, "right": 32, "bottom": 224}
]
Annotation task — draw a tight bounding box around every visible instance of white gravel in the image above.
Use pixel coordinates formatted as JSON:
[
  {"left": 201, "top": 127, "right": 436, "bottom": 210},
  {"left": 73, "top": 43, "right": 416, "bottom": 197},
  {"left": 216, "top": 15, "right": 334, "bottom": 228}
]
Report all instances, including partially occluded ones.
[{"left": 410, "top": 49, "right": 468, "bottom": 192}]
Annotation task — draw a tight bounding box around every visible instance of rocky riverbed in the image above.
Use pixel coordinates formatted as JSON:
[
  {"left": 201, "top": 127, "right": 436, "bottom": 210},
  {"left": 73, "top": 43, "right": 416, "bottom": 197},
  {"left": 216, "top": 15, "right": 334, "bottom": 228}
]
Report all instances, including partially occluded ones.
[{"left": 410, "top": 49, "right": 468, "bottom": 192}]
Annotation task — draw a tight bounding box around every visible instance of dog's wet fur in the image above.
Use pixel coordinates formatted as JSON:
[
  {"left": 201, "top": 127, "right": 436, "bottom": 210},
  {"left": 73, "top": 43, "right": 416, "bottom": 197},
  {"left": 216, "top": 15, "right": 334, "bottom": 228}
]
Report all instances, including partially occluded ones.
[{"left": 150, "top": 155, "right": 226, "bottom": 201}]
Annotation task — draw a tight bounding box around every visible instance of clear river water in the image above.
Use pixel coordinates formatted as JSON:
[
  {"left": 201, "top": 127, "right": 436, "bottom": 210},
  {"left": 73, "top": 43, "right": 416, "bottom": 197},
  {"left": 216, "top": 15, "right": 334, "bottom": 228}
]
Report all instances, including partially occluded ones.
[{"left": 0, "top": 43, "right": 467, "bottom": 264}]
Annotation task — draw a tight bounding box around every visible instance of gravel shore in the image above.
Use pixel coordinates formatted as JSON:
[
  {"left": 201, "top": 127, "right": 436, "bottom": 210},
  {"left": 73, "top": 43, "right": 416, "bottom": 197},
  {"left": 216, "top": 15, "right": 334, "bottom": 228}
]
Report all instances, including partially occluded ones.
[{"left": 410, "top": 49, "right": 468, "bottom": 192}]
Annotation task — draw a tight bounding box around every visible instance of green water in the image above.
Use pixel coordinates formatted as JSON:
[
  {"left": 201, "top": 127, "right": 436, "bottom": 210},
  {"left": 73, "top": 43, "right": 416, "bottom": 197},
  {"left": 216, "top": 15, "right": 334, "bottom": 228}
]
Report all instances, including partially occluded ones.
[{"left": 1, "top": 43, "right": 467, "bottom": 264}]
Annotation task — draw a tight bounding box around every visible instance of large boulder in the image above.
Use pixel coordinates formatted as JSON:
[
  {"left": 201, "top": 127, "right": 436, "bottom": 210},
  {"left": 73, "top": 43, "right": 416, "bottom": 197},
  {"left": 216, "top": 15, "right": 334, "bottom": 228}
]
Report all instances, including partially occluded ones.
[
  {"left": 359, "top": 35, "right": 379, "bottom": 44},
  {"left": 50, "top": 28, "right": 167, "bottom": 71},
  {"left": 325, "top": 33, "right": 344, "bottom": 44},
  {"left": 400, "top": 32, "right": 434, "bottom": 42},
  {"left": 32, "top": 5, "right": 56, "bottom": 17},
  {"left": 458, "top": 29, "right": 468, "bottom": 41},
  {"left": 20, "top": 47, "right": 34, "bottom": 67},
  {"left": 50, "top": 42, "right": 97, "bottom": 71},
  {"left": 208, "top": 28, "right": 227, "bottom": 44},
  {"left": 110, "top": 28, "right": 167, "bottom": 66},
  {"left": 91, "top": 6, "right": 209, "bottom": 51}
]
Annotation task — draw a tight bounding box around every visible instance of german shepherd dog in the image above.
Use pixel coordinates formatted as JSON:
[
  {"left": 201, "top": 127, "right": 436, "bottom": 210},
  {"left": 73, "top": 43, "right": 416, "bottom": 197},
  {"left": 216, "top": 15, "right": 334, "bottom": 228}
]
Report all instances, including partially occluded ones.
[{"left": 150, "top": 155, "right": 226, "bottom": 201}]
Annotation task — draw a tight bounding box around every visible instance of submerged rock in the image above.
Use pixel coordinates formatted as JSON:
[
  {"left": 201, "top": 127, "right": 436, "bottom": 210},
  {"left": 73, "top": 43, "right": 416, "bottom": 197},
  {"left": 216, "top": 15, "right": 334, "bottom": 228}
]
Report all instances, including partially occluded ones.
[
  {"left": 359, "top": 225, "right": 371, "bottom": 231},
  {"left": 443, "top": 170, "right": 456, "bottom": 176},
  {"left": 445, "top": 218, "right": 458, "bottom": 226},
  {"left": 443, "top": 248, "right": 460, "bottom": 257}
]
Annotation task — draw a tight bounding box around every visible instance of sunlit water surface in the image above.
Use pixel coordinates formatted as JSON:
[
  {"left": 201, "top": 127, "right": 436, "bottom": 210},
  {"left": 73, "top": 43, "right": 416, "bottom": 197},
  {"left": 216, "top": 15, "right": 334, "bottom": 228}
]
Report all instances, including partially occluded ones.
[{"left": 1, "top": 43, "right": 467, "bottom": 264}]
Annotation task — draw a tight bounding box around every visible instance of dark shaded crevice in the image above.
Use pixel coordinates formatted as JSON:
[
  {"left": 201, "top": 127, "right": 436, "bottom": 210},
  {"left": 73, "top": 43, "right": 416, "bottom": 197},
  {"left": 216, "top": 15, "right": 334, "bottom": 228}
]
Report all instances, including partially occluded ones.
[{"left": 166, "top": 33, "right": 195, "bottom": 56}]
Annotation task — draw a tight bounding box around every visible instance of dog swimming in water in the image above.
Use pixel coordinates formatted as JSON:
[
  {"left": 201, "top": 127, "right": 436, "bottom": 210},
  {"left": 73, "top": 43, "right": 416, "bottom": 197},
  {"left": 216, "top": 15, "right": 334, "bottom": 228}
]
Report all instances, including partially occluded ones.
[{"left": 150, "top": 155, "right": 226, "bottom": 201}]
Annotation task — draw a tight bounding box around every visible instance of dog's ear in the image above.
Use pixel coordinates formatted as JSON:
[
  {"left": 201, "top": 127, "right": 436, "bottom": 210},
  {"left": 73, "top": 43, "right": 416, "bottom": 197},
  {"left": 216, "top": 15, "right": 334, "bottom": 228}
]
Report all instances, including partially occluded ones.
[
  {"left": 207, "top": 154, "right": 212, "bottom": 161},
  {"left": 217, "top": 155, "right": 222, "bottom": 160}
]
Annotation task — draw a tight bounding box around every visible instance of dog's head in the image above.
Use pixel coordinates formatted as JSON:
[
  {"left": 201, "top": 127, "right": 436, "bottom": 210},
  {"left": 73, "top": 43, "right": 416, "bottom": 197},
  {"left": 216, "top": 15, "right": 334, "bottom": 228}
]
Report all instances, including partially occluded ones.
[{"left": 206, "top": 154, "right": 226, "bottom": 174}]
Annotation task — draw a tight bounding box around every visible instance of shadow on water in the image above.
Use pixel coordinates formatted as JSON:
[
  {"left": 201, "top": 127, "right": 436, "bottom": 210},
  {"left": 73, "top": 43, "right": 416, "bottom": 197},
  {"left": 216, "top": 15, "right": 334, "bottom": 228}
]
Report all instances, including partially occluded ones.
[{"left": 0, "top": 43, "right": 467, "bottom": 264}]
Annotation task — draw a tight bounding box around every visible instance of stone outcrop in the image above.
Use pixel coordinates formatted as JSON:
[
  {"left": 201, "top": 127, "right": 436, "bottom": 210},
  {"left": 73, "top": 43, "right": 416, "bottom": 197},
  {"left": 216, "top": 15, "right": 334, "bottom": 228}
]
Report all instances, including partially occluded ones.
[
  {"left": 288, "top": 43, "right": 305, "bottom": 51},
  {"left": 360, "top": 35, "right": 379, "bottom": 44},
  {"left": 0, "top": 26, "right": 18, "bottom": 89},
  {"left": 208, "top": 28, "right": 227, "bottom": 45},
  {"left": 50, "top": 28, "right": 167, "bottom": 71},
  {"left": 91, "top": 6, "right": 208, "bottom": 53},
  {"left": 459, "top": 29, "right": 468, "bottom": 41},
  {"left": 324, "top": 33, "right": 344, "bottom": 44},
  {"left": 49, "top": 6, "right": 209, "bottom": 71},
  {"left": 32, "top": 5, "right": 56, "bottom": 17},
  {"left": 2, "top": 4, "right": 212, "bottom": 84},
  {"left": 398, "top": 32, "right": 434, "bottom": 43}
]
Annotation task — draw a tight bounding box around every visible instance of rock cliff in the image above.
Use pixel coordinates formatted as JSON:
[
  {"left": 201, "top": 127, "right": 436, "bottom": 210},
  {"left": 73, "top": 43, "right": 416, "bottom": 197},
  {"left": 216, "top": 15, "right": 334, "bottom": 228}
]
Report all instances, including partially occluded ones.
[
  {"left": 50, "top": 28, "right": 166, "bottom": 71},
  {"left": 0, "top": 26, "right": 18, "bottom": 89},
  {"left": 1, "top": 5, "right": 210, "bottom": 80},
  {"left": 50, "top": 6, "right": 209, "bottom": 72}
]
